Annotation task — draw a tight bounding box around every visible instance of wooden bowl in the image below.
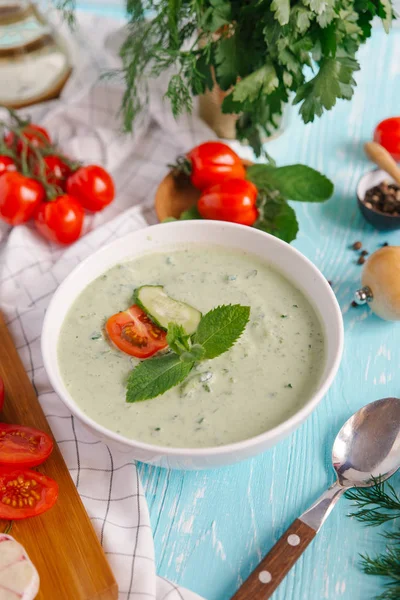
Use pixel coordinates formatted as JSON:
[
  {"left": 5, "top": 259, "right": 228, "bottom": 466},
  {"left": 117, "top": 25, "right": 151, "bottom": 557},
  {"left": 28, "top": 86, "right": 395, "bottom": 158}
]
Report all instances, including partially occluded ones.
[{"left": 155, "top": 159, "right": 253, "bottom": 221}]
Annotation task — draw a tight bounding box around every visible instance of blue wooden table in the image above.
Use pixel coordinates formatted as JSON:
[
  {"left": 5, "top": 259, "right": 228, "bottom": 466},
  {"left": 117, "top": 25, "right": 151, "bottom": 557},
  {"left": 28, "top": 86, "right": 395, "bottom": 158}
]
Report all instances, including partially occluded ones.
[{"left": 79, "top": 8, "right": 400, "bottom": 598}]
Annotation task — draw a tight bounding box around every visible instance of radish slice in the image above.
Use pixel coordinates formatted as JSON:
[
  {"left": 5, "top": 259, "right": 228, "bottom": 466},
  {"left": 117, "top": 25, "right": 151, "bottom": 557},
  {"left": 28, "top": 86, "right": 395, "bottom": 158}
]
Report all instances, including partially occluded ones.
[{"left": 0, "top": 534, "right": 39, "bottom": 599}]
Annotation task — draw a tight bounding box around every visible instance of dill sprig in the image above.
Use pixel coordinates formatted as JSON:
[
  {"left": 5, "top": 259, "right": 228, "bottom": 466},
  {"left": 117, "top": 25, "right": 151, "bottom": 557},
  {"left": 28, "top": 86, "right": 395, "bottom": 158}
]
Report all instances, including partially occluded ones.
[
  {"left": 346, "top": 476, "right": 400, "bottom": 599},
  {"left": 346, "top": 479, "right": 400, "bottom": 526}
]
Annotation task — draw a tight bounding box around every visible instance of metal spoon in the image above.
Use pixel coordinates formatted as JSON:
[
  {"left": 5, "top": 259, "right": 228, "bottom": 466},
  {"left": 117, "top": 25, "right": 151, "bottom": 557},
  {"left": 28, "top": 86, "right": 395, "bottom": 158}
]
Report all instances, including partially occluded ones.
[{"left": 231, "top": 397, "right": 400, "bottom": 600}]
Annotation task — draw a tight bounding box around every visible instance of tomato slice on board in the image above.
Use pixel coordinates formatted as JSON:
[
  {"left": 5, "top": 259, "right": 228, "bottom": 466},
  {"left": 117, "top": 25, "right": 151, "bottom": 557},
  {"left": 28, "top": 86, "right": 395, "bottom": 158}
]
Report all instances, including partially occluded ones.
[
  {"left": 0, "top": 379, "right": 3, "bottom": 412},
  {"left": 0, "top": 424, "right": 53, "bottom": 468},
  {"left": 106, "top": 305, "right": 168, "bottom": 358},
  {"left": 0, "top": 468, "right": 58, "bottom": 520}
]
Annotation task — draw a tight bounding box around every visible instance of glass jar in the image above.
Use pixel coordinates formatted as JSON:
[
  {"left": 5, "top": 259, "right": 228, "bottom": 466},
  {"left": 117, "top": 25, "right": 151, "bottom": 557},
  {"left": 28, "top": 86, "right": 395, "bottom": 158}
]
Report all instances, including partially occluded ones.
[{"left": 0, "top": 1, "right": 71, "bottom": 108}]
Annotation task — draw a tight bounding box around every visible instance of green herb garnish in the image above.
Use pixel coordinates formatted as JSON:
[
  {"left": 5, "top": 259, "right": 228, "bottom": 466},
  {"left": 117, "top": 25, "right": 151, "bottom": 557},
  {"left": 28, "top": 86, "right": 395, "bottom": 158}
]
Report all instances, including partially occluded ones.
[
  {"left": 346, "top": 477, "right": 400, "bottom": 599},
  {"left": 126, "top": 304, "right": 250, "bottom": 403},
  {"left": 286, "top": 383, "right": 293, "bottom": 388}
]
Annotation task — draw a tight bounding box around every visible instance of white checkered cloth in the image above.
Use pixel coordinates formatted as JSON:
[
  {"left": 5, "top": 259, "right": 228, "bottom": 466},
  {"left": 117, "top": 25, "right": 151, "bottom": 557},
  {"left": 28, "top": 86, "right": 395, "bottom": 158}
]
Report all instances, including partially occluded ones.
[{"left": 0, "top": 11, "right": 213, "bottom": 600}]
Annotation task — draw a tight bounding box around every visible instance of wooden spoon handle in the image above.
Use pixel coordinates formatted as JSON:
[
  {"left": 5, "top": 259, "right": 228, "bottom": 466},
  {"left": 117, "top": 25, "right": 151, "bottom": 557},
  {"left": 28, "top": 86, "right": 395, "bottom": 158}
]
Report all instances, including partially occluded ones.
[
  {"left": 364, "top": 141, "right": 400, "bottom": 185},
  {"left": 230, "top": 519, "right": 315, "bottom": 600}
]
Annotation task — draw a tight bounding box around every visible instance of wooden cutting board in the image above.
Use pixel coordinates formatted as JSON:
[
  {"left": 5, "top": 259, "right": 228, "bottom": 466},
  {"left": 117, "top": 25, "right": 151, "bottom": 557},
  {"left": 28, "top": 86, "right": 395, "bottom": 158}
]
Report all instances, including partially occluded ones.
[{"left": 0, "top": 313, "right": 118, "bottom": 600}]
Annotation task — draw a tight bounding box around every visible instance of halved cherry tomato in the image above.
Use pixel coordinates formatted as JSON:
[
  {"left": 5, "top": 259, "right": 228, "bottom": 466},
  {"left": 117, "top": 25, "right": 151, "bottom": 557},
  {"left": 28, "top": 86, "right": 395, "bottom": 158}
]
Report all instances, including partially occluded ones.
[
  {"left": 0, "top": 424, "right": 53, "bottom": 468},
  {"left": 67, "top": 165, "right": 115, "bottom": 212},
  {"left": 5, "top": 124, "right": 51, "bottom": 154},
  {"left": 106, "top": 305, "right": 168, "bottom": 358},
  {"left": 0, "top": 156, "right": 16, "bottom": 177},
  {"left": 0, "top": 172, "right": 45, "bottom": 225},
  {"left": 186, "top": 141, "right": 246, "bottom": 190},
  {"left": 34, "top": 155, "right": 72, "bottom": 190},
  {"left": 34, "top": 195, "right": 84, "bottom": 245},
  {"left": 374, "top": 117, "right": 400, "bottom": 161},
  {"left": 0, "top": 468, "right": 58, "bottom": 520},
  {"left": 198, "top": 178, "right": 258, "bottom": 226},
  {"left": 0, "top": 378, "right": 4, "bottom": 412}
]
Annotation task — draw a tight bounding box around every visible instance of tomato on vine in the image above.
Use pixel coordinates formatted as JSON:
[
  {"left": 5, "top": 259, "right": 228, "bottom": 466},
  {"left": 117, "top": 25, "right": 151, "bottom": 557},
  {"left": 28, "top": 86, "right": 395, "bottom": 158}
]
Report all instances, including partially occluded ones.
[
  {"left": 374, "top": 117, "right": 400, "bottom": 161},
  {"left": 182, "top": 141, "right": 246, "bottom": 190},
  {"left": 198, "top": 178, "right": 258, "bottom": 226},
  {"left": 0, "top": 156, "right": 16, "bottom": 177},
  {"left": 34, "top": 195, "right": 84, "bottom": 245},
  {"left": 0, "top": 172, "right": 45, "bottom": 225},
  {"left": 5, "top": 124, "right": 51, "bottom": 154},
  {"left": 67, "top": 165, "right": 115, "bottom": 212},
  {"left": 34, "top": 155, "right": 72, "bottom": 190}
]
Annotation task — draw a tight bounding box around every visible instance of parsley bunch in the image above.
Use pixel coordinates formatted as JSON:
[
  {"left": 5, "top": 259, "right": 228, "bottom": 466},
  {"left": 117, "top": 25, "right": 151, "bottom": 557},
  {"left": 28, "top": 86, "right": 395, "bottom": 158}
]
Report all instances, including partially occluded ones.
[{"left": 114, "top": 0, "right": 394, "bottom": 155}]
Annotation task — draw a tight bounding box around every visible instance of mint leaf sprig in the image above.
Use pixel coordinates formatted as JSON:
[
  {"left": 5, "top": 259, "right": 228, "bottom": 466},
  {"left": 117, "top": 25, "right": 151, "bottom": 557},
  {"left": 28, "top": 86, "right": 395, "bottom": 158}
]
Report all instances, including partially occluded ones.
[
  {"left": 246, "top": 163, "right": 334, "bottom": 243},
  {"left": 126, "top": 304, "right": 250, "bottom": 403}
]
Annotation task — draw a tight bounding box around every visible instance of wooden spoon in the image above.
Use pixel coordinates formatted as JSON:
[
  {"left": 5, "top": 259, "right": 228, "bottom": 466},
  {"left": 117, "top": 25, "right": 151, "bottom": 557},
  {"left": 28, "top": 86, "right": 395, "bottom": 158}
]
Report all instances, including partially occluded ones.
[{"left": 364, "top": 141, "right": 400, "bottom": 184}]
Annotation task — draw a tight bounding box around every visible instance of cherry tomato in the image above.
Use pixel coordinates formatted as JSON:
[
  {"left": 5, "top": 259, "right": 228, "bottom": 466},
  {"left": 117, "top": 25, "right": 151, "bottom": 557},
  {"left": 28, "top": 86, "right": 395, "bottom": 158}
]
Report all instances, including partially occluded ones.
[
  {"left": 0, "top": 172, "right": 45, "bottom": 225},
  {"left": 0, "top": 467, "right": 58, "bottom": 520},
  {"left": 198, "top": 178, "right": 258, "bottom": 225},
  {"left": 0, "top": 378, "right": 4, "bottom": 412},
  {"left": 67, "top": 165, "right": 115, "bottom": 212},
  {"left": 5, "top": 124, "right": 51, "bottom": 155},
  {"left": 34, "top": 195, "right": 84, "bottom": 245},
  {"left": 34, "top": 156, "right": 72, "bottom": 190},
  {"left": 374, "top": 118, "right": 400, "bottom": 161},
  {"left": 0, "top": 424, "right": 53, "bottom": 468},
  {"left": 0, "top": 156, "right": 16, "bottom": 177},
  {"left": 186, "top": 141, "right": 246, "bottom": 190},
  {"left": 106, "top": 305, "right": 168, "bottom": 358}
]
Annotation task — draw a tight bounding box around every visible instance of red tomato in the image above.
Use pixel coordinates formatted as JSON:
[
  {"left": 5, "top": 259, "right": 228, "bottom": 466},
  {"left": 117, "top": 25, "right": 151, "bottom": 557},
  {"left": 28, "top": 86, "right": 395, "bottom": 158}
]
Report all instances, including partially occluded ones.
[
  {"left": 0, "top": 467, "right": 58, "bottom": 520},
  {"left": 374, "top": 118, "right": 400, "bottom": 161},
  {"left": 67, "top": 165, "right": 115, "bottom": 212},
  {"left": 34, "top": 156, "right": 72, "bottom": 190},
  {"left": 0, "top": 172, "right": 45, "bottom": 225},
  {"left": 0, "top": 424, "right": 53, "bottom": 468},
  {"left": 0, "top": 156, "right": 16, "bottom": 177},
  {"left": 106, "top": 305, "right": 168, "bottom": 358},
  {"left": 198, "top": 178, "right": 258, "bottom": 225},
  {"left": 34, "top": 195, "right": 84, "bottom": 245},
  {"left": 5, "top": 124, "right": 51, "bottom": 155},
  {"left": 0, "top": 378, "right": 4, "bottom": 412},
  {"left": 186, "top": 141, "right": 246, "bottom": 190}
]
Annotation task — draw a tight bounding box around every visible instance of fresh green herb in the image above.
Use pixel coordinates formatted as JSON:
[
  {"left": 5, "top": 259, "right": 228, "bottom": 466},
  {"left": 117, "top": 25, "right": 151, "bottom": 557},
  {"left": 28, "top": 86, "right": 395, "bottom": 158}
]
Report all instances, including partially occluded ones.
[
  {"left": 194, "top": 305, "right": 250, "bottom": 359},
  {"left": 285, "top": 383, "right": 293, "bottom": 388},
  {"left": 126, "top": 304, "right": 250, "bottom": 402},
  {"left": 281, "top": 314, "right": 288, "bottom": 319},
  {"left": 293, "top": 304, "right": 298, "bottom": 308},
  {"left": 247, "top": 164, "right": 334, "bottom": 203},
  {"left": 92, "top": 0, "right": 393, "bottom": 156},
  {"left": 127, "top": 353, "right": 195, "bottom": 402},
  {"left": 154, "top": 427, "right": 161, "bottom": 431},
  {"left": 246, "top": 163, "right": 334, "bottom": 243},
  {"left": 90, "top": 332, "right": 102, "bottom": 340},
  {"left": 346, "top": 477, "right": 400, "bottom": 599},
  {"left": 163, "top": 206, "right": 202, "bottom": 223}
]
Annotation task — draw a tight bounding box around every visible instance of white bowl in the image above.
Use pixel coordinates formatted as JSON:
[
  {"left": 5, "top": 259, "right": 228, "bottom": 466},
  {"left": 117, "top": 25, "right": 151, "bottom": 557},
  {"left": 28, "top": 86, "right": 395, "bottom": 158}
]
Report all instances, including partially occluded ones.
[{"left": 42, "top": 221, "right": 344, "bottom": 470}]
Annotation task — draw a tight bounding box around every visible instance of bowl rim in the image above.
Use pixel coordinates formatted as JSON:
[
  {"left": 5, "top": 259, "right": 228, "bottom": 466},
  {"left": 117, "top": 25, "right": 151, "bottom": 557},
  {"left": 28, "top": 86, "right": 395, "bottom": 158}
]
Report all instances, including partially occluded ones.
[
  {"left": 357, "top": 168, "right": 400, "bottom": 220},
  {"left": 42, "top": 221, "right": 344, "bottom": 457}
]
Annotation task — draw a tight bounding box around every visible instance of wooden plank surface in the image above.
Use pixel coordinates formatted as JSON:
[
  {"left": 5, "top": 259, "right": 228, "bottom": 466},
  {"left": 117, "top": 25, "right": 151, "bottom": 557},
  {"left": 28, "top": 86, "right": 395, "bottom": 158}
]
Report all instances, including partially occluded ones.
[
  {"left": 0, "top": 313, "right": 118, "bottom": 600},
  {"left": 137, "top": 24, "right": 400, "bottom": 600}
]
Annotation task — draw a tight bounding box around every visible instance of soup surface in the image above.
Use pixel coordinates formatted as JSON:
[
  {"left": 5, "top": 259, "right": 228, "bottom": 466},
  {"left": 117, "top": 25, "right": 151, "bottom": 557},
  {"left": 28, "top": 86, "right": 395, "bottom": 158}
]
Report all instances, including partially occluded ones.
[{"left": 58, "top": 245, "right": 325, "bottom": 448}]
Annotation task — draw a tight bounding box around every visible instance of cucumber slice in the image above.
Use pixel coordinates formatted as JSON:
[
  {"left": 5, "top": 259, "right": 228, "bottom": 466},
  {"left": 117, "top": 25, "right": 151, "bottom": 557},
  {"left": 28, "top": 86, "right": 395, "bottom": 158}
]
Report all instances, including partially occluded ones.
[{"left": 134, "top": 285, "right": 202, "bottom": 335}]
